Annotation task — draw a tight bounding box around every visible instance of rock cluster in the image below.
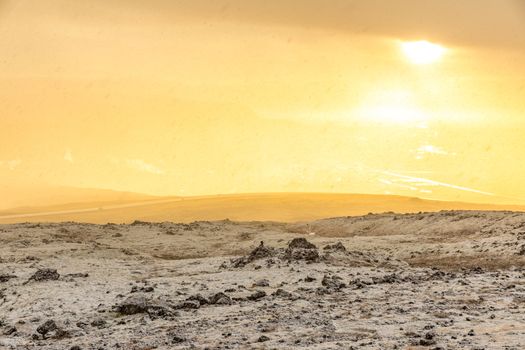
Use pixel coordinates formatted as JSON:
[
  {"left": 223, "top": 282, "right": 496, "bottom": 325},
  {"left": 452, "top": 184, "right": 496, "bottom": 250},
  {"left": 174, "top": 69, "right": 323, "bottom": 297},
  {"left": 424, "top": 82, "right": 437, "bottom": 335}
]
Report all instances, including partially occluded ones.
[{"left": 230, "top": 238, "right": 323, "bottom": 268}]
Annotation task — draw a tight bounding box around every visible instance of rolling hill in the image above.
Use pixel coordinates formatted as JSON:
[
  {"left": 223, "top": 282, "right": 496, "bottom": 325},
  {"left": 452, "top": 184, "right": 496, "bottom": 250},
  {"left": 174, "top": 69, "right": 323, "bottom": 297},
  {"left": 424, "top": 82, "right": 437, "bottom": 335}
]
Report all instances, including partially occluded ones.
[{"left": 1, "top": 192, "right": 524, "bottom": 224}]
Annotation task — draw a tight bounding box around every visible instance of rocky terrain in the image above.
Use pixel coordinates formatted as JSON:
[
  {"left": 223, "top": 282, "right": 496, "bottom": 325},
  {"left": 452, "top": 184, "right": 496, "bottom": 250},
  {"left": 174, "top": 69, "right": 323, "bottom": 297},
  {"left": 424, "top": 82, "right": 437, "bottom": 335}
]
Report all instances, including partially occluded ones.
[{"left": 1, "top": 210, "right": 525, "bottom": 349}]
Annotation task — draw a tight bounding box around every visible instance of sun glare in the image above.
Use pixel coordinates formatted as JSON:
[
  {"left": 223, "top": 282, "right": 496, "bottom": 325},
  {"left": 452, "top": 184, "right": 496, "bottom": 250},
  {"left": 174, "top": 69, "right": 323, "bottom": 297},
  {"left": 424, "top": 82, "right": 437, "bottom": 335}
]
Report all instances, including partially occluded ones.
[
  {"left": 401, "top": 40, "right": 446, "bottom": 65},
  {"left": 358, "top": 90, "right": 428, "bottom": 124}
]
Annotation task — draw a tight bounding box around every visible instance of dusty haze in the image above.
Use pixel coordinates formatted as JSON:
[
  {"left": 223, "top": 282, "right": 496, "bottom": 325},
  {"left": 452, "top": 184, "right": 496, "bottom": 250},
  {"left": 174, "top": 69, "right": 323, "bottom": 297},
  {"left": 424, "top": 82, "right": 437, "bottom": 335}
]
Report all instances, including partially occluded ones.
[{"left": 1, "top": 0, "right": 525, "bottom": 206}]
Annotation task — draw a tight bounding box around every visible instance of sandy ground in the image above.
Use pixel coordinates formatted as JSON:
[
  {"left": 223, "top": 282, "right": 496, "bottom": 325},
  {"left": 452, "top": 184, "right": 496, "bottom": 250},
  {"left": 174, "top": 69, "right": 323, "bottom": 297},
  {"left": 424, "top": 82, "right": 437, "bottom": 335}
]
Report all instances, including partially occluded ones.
[{"left": 1, "top": 210, "right": 525, "bottom": 349}]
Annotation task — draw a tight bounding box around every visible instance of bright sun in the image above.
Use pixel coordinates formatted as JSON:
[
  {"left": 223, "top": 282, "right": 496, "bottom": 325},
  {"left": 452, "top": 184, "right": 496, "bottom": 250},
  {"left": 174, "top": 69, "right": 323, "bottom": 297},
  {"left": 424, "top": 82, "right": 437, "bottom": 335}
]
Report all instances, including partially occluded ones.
[{"left": 401, "top": 40, "right": 446, "bottom": 65}]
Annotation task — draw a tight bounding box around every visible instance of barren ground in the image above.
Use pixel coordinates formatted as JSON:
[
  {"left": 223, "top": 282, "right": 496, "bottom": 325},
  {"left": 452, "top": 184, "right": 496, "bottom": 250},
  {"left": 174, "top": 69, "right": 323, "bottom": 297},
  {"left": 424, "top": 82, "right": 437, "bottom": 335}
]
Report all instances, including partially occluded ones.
[{"left": 1, "top": 210, "right": 525, "bottom": 349}]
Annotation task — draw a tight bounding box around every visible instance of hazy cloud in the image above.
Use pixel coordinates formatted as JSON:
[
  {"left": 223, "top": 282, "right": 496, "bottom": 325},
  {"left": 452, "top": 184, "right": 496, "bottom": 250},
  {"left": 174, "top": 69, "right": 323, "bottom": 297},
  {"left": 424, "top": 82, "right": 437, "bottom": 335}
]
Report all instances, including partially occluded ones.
[
  {"left": 0, "top": 159, "right": 22, "bottom": 171},
  {"left": 64, "top": 149, "right": 74, "bottom": 163},
  {"left": 168, "top": 0, "right": 525, "bottom": 49},
  {"left": 382, "top": 171, "right": 495, "bottom": 196},
  {"left": 126, "top": 159, "right": 165, "bottom": 175},
  {"left": 414, "top": 144, "right": 453, "bottom": 160},
  {"left": 7, "top": 0, "right": 525, "bottom": 50}
]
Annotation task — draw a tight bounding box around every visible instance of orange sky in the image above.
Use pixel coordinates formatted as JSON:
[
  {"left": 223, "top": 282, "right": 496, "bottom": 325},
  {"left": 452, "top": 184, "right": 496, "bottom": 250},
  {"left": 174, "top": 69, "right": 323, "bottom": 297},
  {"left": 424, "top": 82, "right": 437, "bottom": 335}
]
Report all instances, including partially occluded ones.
[{"left": 1, "top": 0, "right": 525, "bottom": 205}]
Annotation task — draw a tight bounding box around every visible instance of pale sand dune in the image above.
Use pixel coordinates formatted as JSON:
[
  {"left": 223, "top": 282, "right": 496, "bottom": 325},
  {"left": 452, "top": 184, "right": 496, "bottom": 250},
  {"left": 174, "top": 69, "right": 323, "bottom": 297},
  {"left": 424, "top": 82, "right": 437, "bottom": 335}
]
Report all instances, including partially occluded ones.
[{"left": 1, "top": 193, "right": 524, "bottom": 224}]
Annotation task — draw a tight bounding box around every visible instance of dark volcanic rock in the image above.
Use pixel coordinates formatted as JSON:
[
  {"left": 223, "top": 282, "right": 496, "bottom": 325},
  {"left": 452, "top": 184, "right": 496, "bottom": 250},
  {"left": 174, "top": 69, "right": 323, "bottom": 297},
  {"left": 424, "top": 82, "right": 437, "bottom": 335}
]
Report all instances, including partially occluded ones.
[
  {"left": 115, "top": 295, "right": 149, "bottom": 315},
  {"left": 3, "top": 325, "right": 16, "bottom": 336},
  {"left": 272, "top": 288, "right": 294, "bottom": 299},
  {"left": 288, "top": 238, "right": 317, "bottom": 250},
  {"left": 130, "top": 220, "right": 150, "bottom": 226},
  {"left": 170, "top": 333, "right": 186, "bottom": 344},
  {"left": 257, "top": 335, "right": 270, "bottom": 342},
  {"left": 64, "top": 273, "right": 89, "bottom": 279},
  {"left": 284, "top": 247, "right": 319, "bottom": 262},
  {"left": 131, "top": 285, "right": 154, "bottom": 293},
  {"left": 372, "top": 273, "right": 402, "bottom": 284},
  {"left": 37, "top": 320, "right": 57, "bottom": 334},
  {"left": 36, "top": 319, "right": 68, "bottom": 339},
  {"left": 418, "top": 332, "right": 436, "bottom": 346},
  {"left": 175, "top": 300, "right": 200, "bottom": 310},
  {"left": 28, "top": 269, "right": 60, "bottom": 282},
  {"left": 321, "top": 274, "right": 346, "bottom": 290},
  {"left": 284, "top": 238, "right": 319, "bottom": 262},
  {"left": 323, "top": 242, "right": 347, "bottom": 252},
  {"left": 247, "top": 290, "right": 267, "bottom": 301},
  {"left": 187, "top": 294, "right": 209, "bottom": 305},
  {"left": 232, "top": 241, "right": 276, "bottom": 268},
  {"left": 115, "top": 295, "right": 173, "bottom": 317},
  {"left": 253, "top": 279, "right": 270, "bottom": 287},
  {"left": 0, "top": 274, "right": 16, "bottom": 283},
  {"left": 230, "top": 238, "right": 321, "bottom": 268},
  {"left": 209, "top": 292, "right": 232, "bottom": 305},
  {"left": 304, "top": 275, "right": 316, "bottom": 282},
  {"left": 90, "top": 319, "right": 107, "bottom": 329}
]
